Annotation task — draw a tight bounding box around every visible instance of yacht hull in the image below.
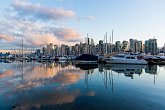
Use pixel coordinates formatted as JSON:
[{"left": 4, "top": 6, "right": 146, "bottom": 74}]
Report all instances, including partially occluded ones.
[{"left": 105, "top": 59, "right": 148, "bottom": 65}]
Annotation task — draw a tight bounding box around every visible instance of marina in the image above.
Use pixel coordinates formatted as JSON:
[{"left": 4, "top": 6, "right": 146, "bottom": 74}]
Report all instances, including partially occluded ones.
[
  {"left": 1, "top": 52, "right": 165, "bottom": 65},
  {"left": 1, "top": 0, "right": 165, "bottom": 110}
]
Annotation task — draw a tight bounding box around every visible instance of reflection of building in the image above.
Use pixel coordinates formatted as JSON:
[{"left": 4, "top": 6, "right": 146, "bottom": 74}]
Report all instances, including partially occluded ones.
[{"left": 145, "top": 65, "right": 157, "bottom": 75}]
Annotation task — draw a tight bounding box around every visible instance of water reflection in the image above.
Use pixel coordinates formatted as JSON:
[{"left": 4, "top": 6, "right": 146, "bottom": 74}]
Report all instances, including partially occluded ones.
[
  {"left": 0, "top": 61, "right": 165, "bottom": 110},
  {"left": 103, "top": 64, "right": 146, "bottom": 79}
]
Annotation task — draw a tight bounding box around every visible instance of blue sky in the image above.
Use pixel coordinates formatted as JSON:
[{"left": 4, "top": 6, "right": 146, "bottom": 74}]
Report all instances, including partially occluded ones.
[{"left": 0, "top": 0, "right": 165, "bottom": 49}]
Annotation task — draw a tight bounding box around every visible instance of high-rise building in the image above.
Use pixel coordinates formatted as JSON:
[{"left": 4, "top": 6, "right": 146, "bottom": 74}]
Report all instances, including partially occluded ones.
[
  {"left": 129, "top": 39, "right": 142, "bottom": 53},
  {"left": 61, "top": 44, "right": 68, "bottom": 56},
  {"left": 99, "top": 40, "right": 104, "bottom": 55},
  {"left": 121, "top": 41, "right": 129, "bottom": 52},
  {"left": 129, "top": 39, "right": 137, "bottom": 52},
  {"left": 91, "top": 38, "right": 94, "bottom": 45},
  {"left": 115, "top": 41, "right": 121, "bottom": 52},
  {"left": 145, "top": 39, "right": 157, "bottom": 54},
  {"left": 137, "top": 41, "right": 143, "bottom": 53}
]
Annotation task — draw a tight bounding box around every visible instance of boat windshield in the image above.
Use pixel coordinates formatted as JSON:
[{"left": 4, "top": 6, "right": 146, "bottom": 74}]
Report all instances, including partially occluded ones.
[{"left": 115, "top": 55, "right": 125, "bottom": 58}]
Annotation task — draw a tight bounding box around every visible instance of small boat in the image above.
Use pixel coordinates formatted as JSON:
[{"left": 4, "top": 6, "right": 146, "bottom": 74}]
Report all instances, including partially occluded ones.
[
  {"left": 74, "top": 54, "right": 99, "bottom": 64},
  {"left": 104, "top": 53, "right": 148, "bottom": 65}
]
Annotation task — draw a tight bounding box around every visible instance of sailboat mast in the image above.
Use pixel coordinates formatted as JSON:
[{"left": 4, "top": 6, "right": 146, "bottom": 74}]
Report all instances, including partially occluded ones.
[
  {"left": 164, "top": 43, "right": 165, "bottom": 53},
  {"left": 22, "top": 36, "right": 23, "bottom": 57},
  {"left": 112, "top": 30, "right": 114, "bottom": 44},
  {"left": 111, "top": 30, "right": 114, "bottom": 53},
  {"left": 106, "top": 32, "right": 108, "bottom": 54},
  {"left": 87, "top": 34, "right": 90, "bottom": 54}
]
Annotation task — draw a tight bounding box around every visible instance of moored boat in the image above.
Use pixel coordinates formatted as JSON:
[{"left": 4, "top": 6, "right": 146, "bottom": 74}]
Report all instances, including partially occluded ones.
[
  {"left": 74, "top": 54, "right": 99, "bottom": 64},
  {"left": 104, "top": 53, "right": 148, "bottom": 65}
]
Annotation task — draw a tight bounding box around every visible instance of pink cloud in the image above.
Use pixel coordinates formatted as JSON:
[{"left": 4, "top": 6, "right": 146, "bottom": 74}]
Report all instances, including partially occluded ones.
[
  {"left": 12, "top": 0, "right": 75, "bottom": 21},
  {"left": 0, "top": 34, "right": 15, "bottom": 42},
  {"left": 53, "top": 28, "right": 82, "bottom": 42},
  {"left": 25, "top": 33, "right": 58, "bottom": 46}
]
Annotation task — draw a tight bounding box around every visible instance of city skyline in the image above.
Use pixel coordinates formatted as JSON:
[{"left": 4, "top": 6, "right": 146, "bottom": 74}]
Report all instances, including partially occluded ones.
[{"left": 0, "top": 0, "right": 165, "bottom": 50}]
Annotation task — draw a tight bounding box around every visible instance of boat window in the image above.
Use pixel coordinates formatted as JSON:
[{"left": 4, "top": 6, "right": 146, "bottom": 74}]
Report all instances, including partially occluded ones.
[
  {"left": 126, "top": 57, "right": 130, "bottom": 59},
  {"left": 131, "top": 57, "right": 135, "bottom": 59},
  {"left": 116, "top": 55, "right": 124, "bottom": 58}
]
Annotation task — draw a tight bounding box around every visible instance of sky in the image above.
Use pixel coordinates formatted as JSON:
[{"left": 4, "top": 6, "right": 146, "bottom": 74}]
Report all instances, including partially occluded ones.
[{"left": 0, "top": 0, "right": 165, "bottom": 50}]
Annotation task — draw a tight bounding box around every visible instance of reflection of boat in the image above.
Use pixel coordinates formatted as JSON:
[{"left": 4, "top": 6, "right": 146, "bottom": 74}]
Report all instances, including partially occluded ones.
[
  {"left": 104, "top": 64, "right": 147, "bottom": 70},
  {"left": 103, "top": 64, "right": 146, "bottom": 78},
  {"left": 55, "top": 56, "right": 67, "bottom": 62},
  {"left": 58, "top": 57, "right": 67, "bottom": 62},
  {"left": 74, "top": 54, "right": 99, "bottom": 63},
  {"left": 104, "top": 53, "right": 148, "bottom": 65},
  {"left": 15, "top": 57, "right": 28, "bottom": 61},
  {"left": 75, "top": 64, "right": 98, "bottom": 70}
]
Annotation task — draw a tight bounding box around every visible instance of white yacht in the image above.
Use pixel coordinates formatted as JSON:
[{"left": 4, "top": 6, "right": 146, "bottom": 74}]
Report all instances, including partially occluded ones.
[
  {"left": 155, "top": 53, "right": 165, "bottom": 60},
  {"left": 104, "top": 53, "right": 148, "bottom": 65}
]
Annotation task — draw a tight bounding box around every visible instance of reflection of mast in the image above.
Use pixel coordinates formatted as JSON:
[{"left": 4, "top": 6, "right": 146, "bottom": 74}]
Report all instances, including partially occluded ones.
[
  {"left": 108, "top": 70, "right": 113, "bottom": 93},
  {"left": 104, "top": 69, "right": 108, "bottom": 90},
  {"left": 103, "top": 69, "right": 114, "bottom": 92},
  {"left": 21, "top": 61, "right": 24, "bottom": 81},
  {"left": 85, "top": 70, "right": 93, "bottom": 89},
  {"left": 85, "top": 70, "right": 89, "bottom": 89},
  {"left": 154, "top": 74, "right": 156, "bottom": 85}
]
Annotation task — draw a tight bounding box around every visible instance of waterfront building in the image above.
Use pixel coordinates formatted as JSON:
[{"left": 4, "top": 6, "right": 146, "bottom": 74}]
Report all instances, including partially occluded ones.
[
  {"left": 61, "top": 44, "right": 68, "bottom": 56},
  {"left": 115, "top": 41, "right": 122, "bottom": 52},
  {"left": 129, "top": 39, "right": 143, "bottom": 53},
  {"left": 99, "top": 40, "right": 104, "bottom": 55},
  {"left": 32, "top": 37, "right": 160, "bottom": 56},
  {"left": 35, "top": 49, "right": 41, "bottom": 56},
  {"left": 91, "top": 38, "right": 94, "bottom": 45},
  {"left": 42, "top": 47, "right": 46, "bottom": 55},
  {"left": 145, "top": 39, "right": 157, "bottom": 54},
  {"left": 129, "top": 39, "right": 137, "bottom": 52},
  {"left": 137, "top": 41, "right": 143, "bottom": 53},
  {"left": 46, "top": 43, "right": 54, "bottom": 55},
  {"left": 82, "top": 43, "right": 88, "bottom": 54},
  {"left": 121, "top": 41, "right": 129, "bottom": 52}
]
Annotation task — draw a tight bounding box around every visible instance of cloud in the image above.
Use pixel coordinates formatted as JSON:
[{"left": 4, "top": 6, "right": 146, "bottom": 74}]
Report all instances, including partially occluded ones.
[
  {"left": 78, "top": 16, "right": 95, "bottom": 21},
  {"left": 53, "top": 28, "right": 82, "bottom": 42},
  {"left": 0, "top": 34, "right": 15, "bottom": 42},
  {"left": 12, "top": 0, "right": 75, "bottom": 21},
  {"left": 0, "top": 0, "right": 95, "bottom": 49},
  {"left": 24, "top": 27, "right": 82, "bottom": 46},
  {"left": 0, "top": 13, "right": 82, "bottom": 47},
  {"left": 25, "top": 33, "right": 58, "bottom": 46}
]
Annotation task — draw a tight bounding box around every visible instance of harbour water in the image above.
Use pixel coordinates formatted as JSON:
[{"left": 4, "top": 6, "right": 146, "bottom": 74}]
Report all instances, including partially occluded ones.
[{"left": 0, "top": 60, "right": 165, "bottom": 110}]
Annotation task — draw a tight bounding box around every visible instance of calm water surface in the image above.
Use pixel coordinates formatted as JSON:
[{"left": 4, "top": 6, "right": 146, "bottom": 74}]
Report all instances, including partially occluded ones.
[{"left": 0, "top": 60, "right": 165, "bottom": 110}]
